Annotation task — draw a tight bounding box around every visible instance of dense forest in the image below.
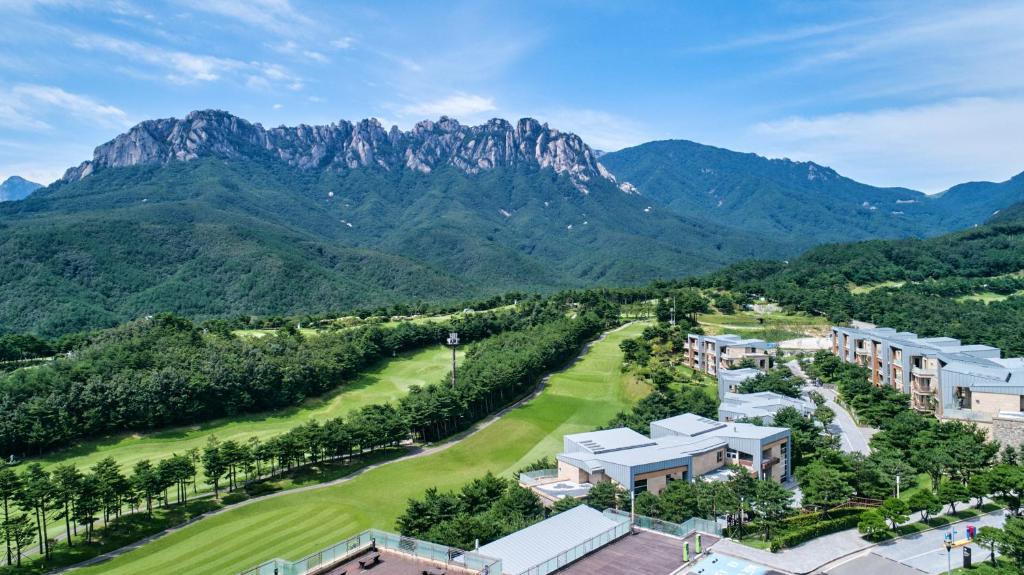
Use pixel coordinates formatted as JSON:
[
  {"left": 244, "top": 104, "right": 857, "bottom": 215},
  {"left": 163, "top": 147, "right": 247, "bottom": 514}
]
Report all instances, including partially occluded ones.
[
  {"left": 692, "top": 205, "right": 1024, "bottom": 354},
  {"left": 0, "top": 308, "right": 510, "bottom": 456}
]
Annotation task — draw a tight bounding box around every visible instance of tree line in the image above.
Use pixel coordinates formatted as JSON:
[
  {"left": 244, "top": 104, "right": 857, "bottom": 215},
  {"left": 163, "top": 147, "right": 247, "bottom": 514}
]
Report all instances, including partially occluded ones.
[{"left": 0, "top": 307, "right": 538, "bottom": 457}]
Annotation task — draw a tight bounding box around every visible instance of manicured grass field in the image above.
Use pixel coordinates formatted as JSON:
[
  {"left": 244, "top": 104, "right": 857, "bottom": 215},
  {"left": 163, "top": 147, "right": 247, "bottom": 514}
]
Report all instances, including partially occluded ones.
[
  {"left": 848, "top": 280, "right": 906, "bottom": 294},
  {"left": 955, "top": 291, "right": 1023, "bottom": 304},
  {"left": 697, "top": 309, "right": 829, "bottom": 339},
  {"left": 74, "top": 323, "right": 650, "bottom": 575},
  {"left": 34, "top": 346, "right": 461, "bottom": 484}
]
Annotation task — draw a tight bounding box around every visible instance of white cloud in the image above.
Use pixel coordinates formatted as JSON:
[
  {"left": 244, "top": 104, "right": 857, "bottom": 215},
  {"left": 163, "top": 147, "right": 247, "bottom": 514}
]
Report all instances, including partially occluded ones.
[
  {"left": 176, "top": 0, "right": 314, "bottom": 35},
  {"left": 331, "top": 36, "right": 355, "bottom": 49},
  {"left": 72, "top": 32, "right": 303, "bottom": 90},
  {"left": 537, "top": 109, "right": 652, "bottom": 152},
  {"left": 307, "top": 96, "right": 325, "bottom": 103},
  {"left": 303, "top": 50, "right": 327, "bottom": 63},
  {"left": 399, "top": 93, "right": 496, "bottom": 120},
  {"left": 0, "top": 84, "right": 130, "bottom": 131},
  {"left": 751, "top": 97, "right": 1024, "bottom": 192},
  {"left": 272, "top": 103, "right": 283, "bottom": 109}
]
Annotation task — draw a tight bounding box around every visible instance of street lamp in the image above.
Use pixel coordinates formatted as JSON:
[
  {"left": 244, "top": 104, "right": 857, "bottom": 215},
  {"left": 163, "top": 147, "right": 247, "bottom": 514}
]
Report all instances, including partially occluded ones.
[{"left": 447, "top": 332, "right": 459, "bottom": 389}]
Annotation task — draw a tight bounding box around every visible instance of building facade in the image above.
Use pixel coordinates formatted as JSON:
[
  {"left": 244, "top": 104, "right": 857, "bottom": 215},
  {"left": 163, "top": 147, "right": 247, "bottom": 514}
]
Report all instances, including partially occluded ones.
[
  {"left": 684, "top": 334, "right": 774, "bottom": 377},
  {"left": 830, "top": 325, "right": 1024, "bottom": 445},
  {"left": 552, "top": 414, "right": 791, "bottom": 497}
]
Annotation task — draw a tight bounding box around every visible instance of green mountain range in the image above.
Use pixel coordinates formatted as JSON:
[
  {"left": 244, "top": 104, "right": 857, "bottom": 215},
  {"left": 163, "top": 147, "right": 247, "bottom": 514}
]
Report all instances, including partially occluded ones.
[
  {"left": 600, "top": 140, "right": 1024, "bottom": 248},
  {"left": 0, "top": 176, "right": 42, "bottom": 202},
  {"left": 2, "top": 111, "right": 1022, "bottom": 336}
]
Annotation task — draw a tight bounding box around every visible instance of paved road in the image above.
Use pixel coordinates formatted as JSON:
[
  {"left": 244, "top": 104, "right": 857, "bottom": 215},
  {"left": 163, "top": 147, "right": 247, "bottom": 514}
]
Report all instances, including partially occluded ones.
[
  {"left": 786, "top": 360, "right": 873, "bottom": 455},
  {"left": 872, "top": 511, "right": 1004, "bottom": 574}
]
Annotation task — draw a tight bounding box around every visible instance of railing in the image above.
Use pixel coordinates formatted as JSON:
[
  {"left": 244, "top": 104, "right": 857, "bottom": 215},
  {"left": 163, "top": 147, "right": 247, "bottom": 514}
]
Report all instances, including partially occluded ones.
[
  {"left": 518, "top": 469, "right": 559, "bottom": 487},
  {"left": 604, "top": 509, "right": 722, "bottom": 537},
  {"left": 239, "top": 529, "right": 502, "bottom": 575},
  {"left": 515, "top": 513, "right": 631, "bottom": 575}
]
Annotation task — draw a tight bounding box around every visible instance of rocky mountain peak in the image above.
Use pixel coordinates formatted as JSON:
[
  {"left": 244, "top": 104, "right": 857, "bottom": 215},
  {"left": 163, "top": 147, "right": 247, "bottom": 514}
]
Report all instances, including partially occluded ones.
[{"left": 61, "top": 110, "right": 623, "bottom": 193}]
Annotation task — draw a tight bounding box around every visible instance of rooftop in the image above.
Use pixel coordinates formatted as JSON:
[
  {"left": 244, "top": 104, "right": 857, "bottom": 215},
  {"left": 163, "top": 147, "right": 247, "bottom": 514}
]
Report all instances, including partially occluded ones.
[
  {"left": 564, "top": 428, "right": 655, "bottom": 454},
  {"left": 477, "top": 506, "right": 628, "bottom": 575},
  {"left": 557, "top": 529, "right": 715, "bottom": 575},
  {"left": 650, "top": 413, "right": 727, "bottom": 437},
  {"left": 719, "top": 392, "right": 815, "bottom": 419}
]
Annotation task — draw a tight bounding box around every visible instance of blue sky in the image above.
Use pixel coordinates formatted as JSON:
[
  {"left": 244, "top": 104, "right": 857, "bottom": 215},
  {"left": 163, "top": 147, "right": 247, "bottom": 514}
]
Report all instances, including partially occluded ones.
[{"left": 1, "top": 0, "right": 1022, "bottom": 192}]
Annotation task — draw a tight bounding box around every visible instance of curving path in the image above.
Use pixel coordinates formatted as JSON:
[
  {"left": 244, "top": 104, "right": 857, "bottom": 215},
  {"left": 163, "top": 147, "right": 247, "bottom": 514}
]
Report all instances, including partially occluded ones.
[{"left": 67, "top": 322, "right": 648, "bottom": 575}]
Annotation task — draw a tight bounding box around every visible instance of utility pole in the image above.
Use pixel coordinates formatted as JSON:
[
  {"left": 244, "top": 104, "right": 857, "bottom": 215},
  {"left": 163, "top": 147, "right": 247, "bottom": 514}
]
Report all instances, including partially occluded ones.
[
  {"left": 447, "top": 332, "right": 459, "bottom": 389},
  {"left": 670, "top": 296, "right": 676, "bottom": 326}
]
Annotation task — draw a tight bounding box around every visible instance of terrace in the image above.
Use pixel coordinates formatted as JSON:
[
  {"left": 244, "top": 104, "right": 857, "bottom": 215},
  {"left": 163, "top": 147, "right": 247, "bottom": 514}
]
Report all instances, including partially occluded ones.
[{"left": 241, "top": 529, "right": 500, "bottom": 575}]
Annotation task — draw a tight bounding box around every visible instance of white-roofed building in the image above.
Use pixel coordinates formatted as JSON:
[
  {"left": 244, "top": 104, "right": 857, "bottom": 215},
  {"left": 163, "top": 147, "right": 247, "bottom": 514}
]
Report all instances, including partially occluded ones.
[
  {"left": 718, "top": 391, "right": 815, "bottom": 424},
  {"left": 477, "top": 505, "right": 630, "bottom": 575},
  {"left": 831, "top": 323, "right": 1024, "bottom": 446},
  {"left": 546, "top": 412, "right": 792, "bottom": 499},
  {"left": 684, "top": 333, "right": 775, "bottom": 376}
]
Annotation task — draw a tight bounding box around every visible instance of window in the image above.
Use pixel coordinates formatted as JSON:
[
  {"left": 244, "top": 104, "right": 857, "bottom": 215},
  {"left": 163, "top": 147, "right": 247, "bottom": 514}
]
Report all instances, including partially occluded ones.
[
  {"left": 726, "top": 449, "right": 738, "bottom": 459},
  {"left": 632, "top": 478, "right": 648, "bottom": 494},
  {"left": 716, "top": 450, "right": 723, "bottom": 463},
  {"left": 762, "top": 448, "right": 772, "bottom": 459}
]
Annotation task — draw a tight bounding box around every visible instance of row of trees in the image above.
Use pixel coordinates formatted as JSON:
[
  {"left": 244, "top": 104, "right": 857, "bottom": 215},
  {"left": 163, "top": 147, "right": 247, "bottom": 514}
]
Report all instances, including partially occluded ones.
[
  {"left": 0, "top": 305, "right": 615, "bottom": 565},
  {"left": 0, "top": 307, "right": 534, "bottom": 456}
]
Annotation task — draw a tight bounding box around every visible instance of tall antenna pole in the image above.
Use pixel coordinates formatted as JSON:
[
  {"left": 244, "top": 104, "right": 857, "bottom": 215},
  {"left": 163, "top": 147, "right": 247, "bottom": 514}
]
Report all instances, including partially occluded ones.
[
  {"left": 671, "top": 296, "right": 676, "bottom": 326},
  {"left": 447, "top": 332, "right": 459, "bottom": 389}
]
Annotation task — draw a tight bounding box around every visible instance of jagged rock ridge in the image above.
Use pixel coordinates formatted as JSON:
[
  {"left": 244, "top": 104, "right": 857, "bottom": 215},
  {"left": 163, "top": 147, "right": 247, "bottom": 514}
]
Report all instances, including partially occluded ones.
[{"left": 62, "top": 110, "right": 630, "bottom": 193}]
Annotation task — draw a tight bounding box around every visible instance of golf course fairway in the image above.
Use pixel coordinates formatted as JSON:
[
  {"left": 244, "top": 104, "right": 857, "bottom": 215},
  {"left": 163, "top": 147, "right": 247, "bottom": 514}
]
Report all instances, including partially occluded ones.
[
  {"left": 75, "top": 322, "right": 649, "bottom": 575},
  {"left": 35, "top": 345, "right": 461, "bottom": 483}
]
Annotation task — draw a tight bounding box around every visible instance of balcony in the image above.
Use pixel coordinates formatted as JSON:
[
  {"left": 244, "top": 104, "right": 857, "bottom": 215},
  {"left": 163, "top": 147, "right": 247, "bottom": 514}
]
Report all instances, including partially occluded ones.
[
  {"left": 912, "top": 381, "right": 935, "bottom": 394},
  {"left": 911, "top": 365, "right": 936, "bottom": 377},
  {"left": 855, "top": 348, "right": 871, "bottom": 356}
]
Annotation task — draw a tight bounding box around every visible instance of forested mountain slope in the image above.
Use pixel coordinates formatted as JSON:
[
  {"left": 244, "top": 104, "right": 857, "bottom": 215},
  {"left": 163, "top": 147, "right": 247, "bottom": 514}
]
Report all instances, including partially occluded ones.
[
  {"left": 0, "top": 112, "right": 779, "bottom": 336},
  {"left": 698, "top": 202, "right": 1024, "bottom": 354},
  {"left": 601, "top": 140, "right": 1024, "bottom": 247}
]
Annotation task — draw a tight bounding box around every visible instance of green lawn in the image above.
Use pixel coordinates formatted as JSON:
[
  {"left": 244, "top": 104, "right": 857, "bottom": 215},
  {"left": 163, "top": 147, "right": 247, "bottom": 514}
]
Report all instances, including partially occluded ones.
[
  {"left": 33, "top": 346, "right": 461, "bottom": 485},
  {"left": 849, "top": 281, "right": 906, "bottom": 294},
  {"left": 697, "top": 309, "right": 829, "bottom": 340},
  {"left": 955, "top": 291, "right": 1023, "bottom": 304},
  {"left": 73, "top": 322, "right": 650, "bottom": 575}
]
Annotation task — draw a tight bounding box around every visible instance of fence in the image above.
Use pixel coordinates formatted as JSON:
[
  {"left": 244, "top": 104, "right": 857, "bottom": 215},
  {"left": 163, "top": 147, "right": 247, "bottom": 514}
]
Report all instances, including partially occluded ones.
[
  {"left": 518, "top": 469, "right": 558, "bottom": 486},
  {"left": 604, "top": 509, "right": 722, "bottom": 537},
  {"left": 514, "top": 513, "right": 631, "bottom": 575},
  {"left": 238, "top": 529, "right": 502, "bottom": 575}
]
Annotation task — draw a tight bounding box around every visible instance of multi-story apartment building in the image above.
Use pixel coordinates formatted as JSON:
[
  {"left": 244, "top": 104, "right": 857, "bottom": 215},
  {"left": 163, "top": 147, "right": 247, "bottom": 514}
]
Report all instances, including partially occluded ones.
[
  {"left": 830, "top": 325, "right": 1024, "bottom": 446},
  {"left": 684, "top": 334, "right": 774, "bottom": 377}
]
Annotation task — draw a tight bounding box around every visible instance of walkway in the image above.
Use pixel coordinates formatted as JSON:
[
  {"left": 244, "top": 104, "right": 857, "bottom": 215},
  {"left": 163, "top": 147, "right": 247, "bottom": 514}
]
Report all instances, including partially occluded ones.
[
  {"left": 786, "top": 360, "right": 875, "bottom": 455},
  {"left": 708, "top": 502, "right": 1001, "bottom": 575}
]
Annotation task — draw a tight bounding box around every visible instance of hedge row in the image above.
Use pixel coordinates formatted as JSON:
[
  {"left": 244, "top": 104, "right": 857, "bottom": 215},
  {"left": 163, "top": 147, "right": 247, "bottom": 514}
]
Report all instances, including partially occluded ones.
[{"left": 769, "top": 512, "right": 865, "bottom": 551}]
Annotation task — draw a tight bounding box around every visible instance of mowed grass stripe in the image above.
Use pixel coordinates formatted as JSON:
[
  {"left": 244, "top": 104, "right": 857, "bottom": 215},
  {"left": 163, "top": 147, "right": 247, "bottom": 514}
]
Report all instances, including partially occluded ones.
[
  {"left": 36, "top": 345, "right": 460, "bottom": 482},
  {"left": 77, "top": 323, "right": 648, "bottom": 575}
]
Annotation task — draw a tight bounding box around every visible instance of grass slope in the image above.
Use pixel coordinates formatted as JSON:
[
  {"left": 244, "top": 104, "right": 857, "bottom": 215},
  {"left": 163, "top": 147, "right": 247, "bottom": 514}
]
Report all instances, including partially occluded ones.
[
  {"left": 75, "top": 323, "right": 649, "bottom": 575},
  {"left": 34, "top": 346, "right": 460, "bottom": 481}
]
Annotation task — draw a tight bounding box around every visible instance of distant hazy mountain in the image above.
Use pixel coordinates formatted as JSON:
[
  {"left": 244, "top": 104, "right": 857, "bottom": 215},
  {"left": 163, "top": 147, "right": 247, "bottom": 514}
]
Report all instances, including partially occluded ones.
[
  {"left": 1, "top": 111, "right": 778, "bottom": 335},
  {"left": 0, "top": 176, "right": 42, "bottom": 202},
  {"left": 600, "top": 140, "right": 1024, "bottom": 248}
]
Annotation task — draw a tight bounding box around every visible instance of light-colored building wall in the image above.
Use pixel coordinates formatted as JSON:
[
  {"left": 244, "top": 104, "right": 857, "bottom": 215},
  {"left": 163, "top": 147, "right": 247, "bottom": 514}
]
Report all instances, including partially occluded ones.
[
  {"left": 972, "top": 392, "right": 1024, "bottom": 415},
  {"left": 690, "top": 448, "right": 725, "bottom": 477},
  {"left": 558, "top": 460, "right": 589, "bottom": 484}
]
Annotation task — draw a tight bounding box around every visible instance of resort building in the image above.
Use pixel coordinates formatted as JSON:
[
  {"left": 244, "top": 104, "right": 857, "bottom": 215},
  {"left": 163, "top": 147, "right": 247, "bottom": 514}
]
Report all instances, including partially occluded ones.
[
  {"left": 684, "top": 334, "right": 774, "bottom": 377},
  {"left": 718, "top": 391, "right": 815, "bottom": 424},
  {"left": 716, "top": 367, "right": 761, "bottom": 400},
  {"left": 830, "top": 325, "right": 1024, "bottom": 446},
  {"left": 540, "top": 414, "right": 790, "bottom": 501}
]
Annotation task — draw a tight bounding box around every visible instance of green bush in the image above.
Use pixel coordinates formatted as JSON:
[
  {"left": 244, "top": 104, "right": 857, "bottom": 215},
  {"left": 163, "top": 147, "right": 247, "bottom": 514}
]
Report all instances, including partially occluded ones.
[
  {"left": 221, "top": 492, "right": 249, "bottom": 505},
  {"left": 770, "top": 513, "right": 865, "bottom": 551},
  {"left": 245, "top": 481, "right": 280, "bottom": 497}
]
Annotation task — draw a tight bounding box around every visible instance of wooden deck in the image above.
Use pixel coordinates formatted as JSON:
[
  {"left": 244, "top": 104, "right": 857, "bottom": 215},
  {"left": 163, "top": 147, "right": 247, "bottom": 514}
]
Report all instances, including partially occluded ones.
[{"left": 557, "top": 530, "right": 719, "bottom": 574}]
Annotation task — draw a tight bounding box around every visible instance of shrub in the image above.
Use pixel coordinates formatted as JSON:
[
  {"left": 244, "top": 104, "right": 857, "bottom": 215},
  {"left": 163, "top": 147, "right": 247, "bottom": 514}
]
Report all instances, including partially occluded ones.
[
  {"left": 222, "top": 492, "right": 249, "bottom": 505},
  {"left": 769, "top": 513, "right": 865, "bottom": 551}
]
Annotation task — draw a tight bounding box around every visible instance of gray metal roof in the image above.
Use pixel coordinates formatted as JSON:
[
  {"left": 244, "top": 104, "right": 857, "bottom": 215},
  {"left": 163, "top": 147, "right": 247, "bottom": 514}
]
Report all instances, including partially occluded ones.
[
  {"left": 477, "top": 505, "right": 626, "bottom": 574},
  {"left": 564, "top": 428, "right": 654, "bottom": 454},
  {"left": 719, "top": 391, "right": 815, "bottom": 419},
  {"left": 650, "top": 413, "right": 726, "bottom": 437}
]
